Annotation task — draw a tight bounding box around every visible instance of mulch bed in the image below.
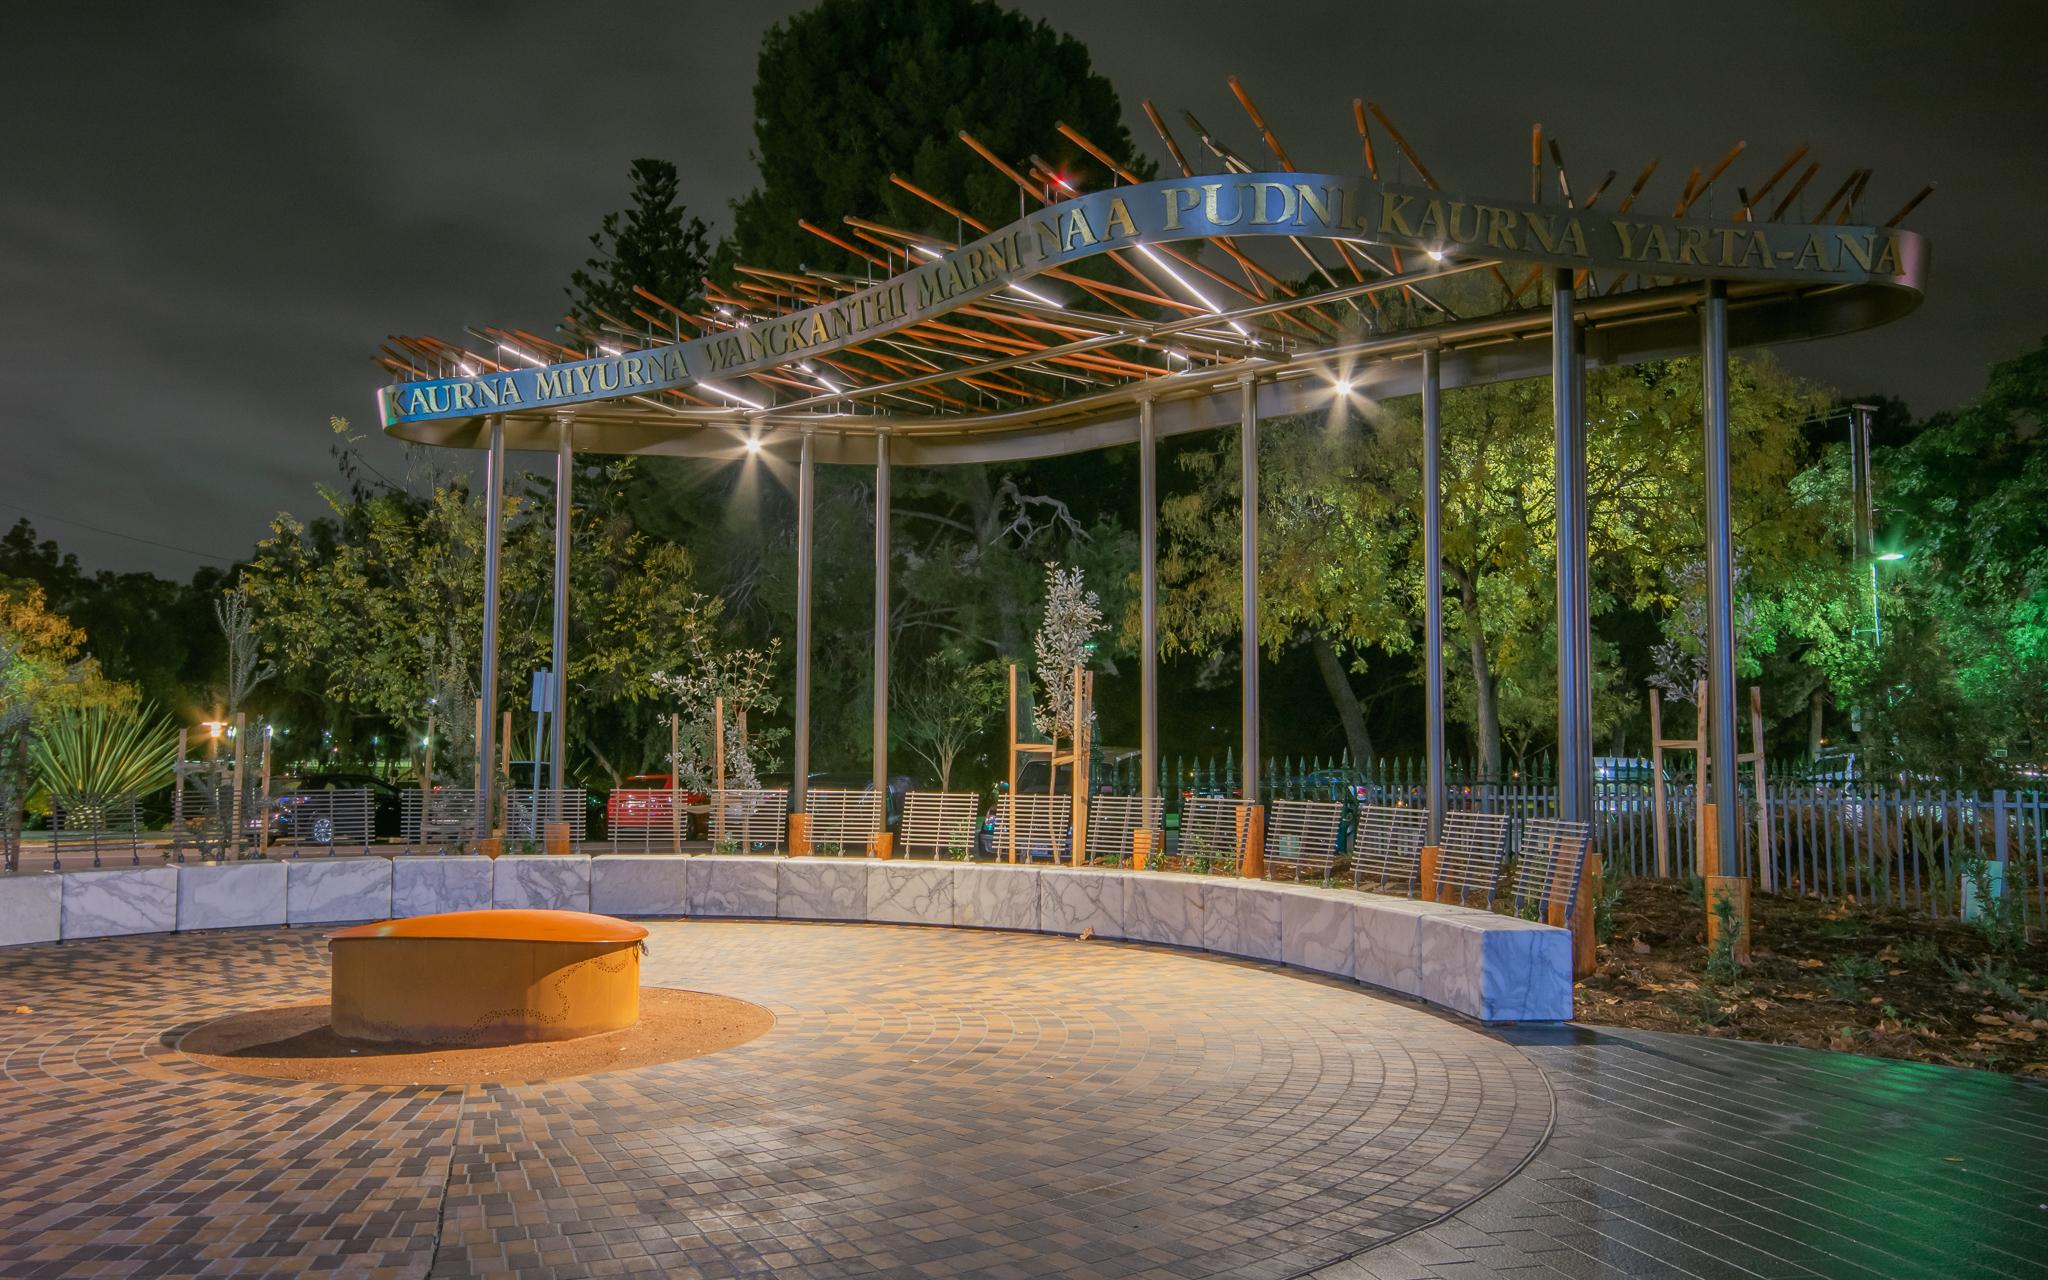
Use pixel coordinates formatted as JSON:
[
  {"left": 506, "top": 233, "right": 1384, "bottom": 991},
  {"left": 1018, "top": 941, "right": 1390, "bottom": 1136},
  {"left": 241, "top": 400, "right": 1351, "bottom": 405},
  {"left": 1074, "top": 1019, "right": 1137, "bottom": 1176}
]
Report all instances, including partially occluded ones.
[
  {"left": 1578, "top": 880, "right": 2048, "bottom": 1078},
  {"left": 178, "top": 987, "right": 773, "bottom": 1085}
]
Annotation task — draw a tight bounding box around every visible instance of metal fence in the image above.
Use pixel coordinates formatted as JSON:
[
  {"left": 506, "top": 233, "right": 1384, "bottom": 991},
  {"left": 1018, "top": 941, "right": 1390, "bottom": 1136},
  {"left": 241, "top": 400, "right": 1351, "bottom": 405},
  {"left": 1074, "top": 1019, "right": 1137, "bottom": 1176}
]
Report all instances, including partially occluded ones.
[
  {"left": 712, "top": 789, "right": 788, "bottom": 852},
  {"left": 1115, "top": 752, "right": 2048, "bottom": 922},
  {"left": 401, "top": 788, "right": 482, "bottom": 849},
  {"left": 504, "top": 788, "right": 589, "bottom": 851},
  {"left": 274, "top": 788, "right": 374, "bottom": 854},
  {"left": 51, "top": 794, "right": 145, "bottom": 867},
  {"left": 806, "top": 789, "right": 880, "bottom": 853},
  {"left": 901, "top": 792, "right": 982, "bottom": 858}
]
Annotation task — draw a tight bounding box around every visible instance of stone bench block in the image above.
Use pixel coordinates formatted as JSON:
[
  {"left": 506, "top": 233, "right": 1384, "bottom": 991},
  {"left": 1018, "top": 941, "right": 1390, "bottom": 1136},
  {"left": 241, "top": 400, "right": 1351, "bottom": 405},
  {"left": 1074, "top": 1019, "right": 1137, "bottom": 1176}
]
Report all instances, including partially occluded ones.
[
  {"left": 591, "top": 855, "right": 689, "bottom": 917},
  {"left": 286, "top": 857, "right": 391, "bottom": 925},
  {"left": 1122, "top": 873, "right": 1205, "bottom": 949},
  {"left": 1419, "top": 911, "right": 1574, "bottom": 1021},
  {"left": 1275, "top": 886, "right": 1356, "bottom": 977},
  {"left": 686, "top": 855, "right": 779, "bottom": 917},
  {"left": 1039, "top": 868, "right": 1121, "bottom": 937},
  {"left": 952, "top": 863, "right": 1039, "bottom": 931},
  {"left": 492, "top": 855, "right": 591, "bottom": 911},
  {"left": 391, "top": 856, "right": 492, "bottom": 918},
  {"left": 62, "top": 865, "right": 178, "bottom": 939},
  {"left": 779, "top": 858, "right": 869, "bottom": 921},
  {"left": 868, "top": 862, "right": 952, "bottom": 925},
  {"left": 1201, "top": 878, "right": 1283, "bottom": 962},
  {"left": 1349, "top": 895, "right": 1459, "bottom": 997},
  {"left": 0, "top": 872, "right": 63, "bottom": 947},
  {"left": 177, "top": 860, "right": 287, "bottom": 932}
]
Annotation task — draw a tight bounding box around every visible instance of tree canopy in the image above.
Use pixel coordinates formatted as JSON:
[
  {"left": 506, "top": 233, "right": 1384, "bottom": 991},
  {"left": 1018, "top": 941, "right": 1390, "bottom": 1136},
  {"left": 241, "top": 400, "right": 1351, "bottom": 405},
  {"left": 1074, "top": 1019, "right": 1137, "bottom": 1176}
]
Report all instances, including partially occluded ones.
[{"left": 730, "top": 0, "right": 1152, "bottom": 274}]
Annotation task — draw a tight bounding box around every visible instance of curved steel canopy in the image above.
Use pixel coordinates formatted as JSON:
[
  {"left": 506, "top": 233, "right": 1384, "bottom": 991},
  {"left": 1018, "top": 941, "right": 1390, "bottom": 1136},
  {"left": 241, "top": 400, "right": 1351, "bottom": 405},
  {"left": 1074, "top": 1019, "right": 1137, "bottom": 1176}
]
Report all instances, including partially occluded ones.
[{"left": 378, "top": 114, "right": 1929, "bottom": 468}]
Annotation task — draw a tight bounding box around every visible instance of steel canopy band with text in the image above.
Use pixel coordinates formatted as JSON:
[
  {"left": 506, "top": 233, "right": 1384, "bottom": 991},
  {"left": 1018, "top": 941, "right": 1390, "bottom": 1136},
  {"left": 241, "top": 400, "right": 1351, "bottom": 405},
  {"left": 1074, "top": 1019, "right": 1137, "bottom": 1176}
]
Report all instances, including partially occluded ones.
[{"left": 380, "top": 171, "right": 1927, "bottom": 426}]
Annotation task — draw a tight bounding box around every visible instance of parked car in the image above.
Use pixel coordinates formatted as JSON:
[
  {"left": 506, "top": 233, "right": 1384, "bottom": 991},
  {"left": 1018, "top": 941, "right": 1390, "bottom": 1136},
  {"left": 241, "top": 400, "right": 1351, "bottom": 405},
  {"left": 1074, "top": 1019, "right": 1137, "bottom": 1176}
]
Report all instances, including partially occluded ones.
[
  {"left": 270, "top": 772, "right": 405, "bottom": 842},
  {"left": 604, "top": 774, "right": 709, "bottom": 840}
]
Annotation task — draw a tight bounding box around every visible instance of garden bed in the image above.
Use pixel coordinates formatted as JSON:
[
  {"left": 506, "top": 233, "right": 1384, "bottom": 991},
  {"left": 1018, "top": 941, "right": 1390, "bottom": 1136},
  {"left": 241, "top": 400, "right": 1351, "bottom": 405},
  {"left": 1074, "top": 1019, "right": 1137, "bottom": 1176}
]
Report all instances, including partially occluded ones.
[{"left": 1578, "top": 879, "right": 2048, "bottom": 1077}]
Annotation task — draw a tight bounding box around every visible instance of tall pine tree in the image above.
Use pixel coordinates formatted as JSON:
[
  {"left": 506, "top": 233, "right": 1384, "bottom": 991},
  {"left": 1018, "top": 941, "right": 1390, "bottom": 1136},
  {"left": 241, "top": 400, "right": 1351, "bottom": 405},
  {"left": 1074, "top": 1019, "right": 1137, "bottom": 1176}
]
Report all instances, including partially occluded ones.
[{"left": 567, "top": 159, "right": 713, "bottom": 330}]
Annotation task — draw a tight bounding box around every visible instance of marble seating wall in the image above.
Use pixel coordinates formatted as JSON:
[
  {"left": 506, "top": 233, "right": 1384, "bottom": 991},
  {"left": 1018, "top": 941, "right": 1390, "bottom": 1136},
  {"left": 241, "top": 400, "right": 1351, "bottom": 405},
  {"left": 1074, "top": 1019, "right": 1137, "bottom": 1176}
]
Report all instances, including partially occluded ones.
[{"left": 0, "top": 855, "right": 1572, "bottom": 1023}]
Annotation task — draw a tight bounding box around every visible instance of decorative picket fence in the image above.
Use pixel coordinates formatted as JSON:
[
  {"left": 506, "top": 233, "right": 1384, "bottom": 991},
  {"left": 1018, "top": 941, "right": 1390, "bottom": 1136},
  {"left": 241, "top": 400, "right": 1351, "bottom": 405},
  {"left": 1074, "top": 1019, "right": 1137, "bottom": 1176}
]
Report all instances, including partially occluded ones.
[{"left": 1101, "top": 753, "right": 2047, "bottom": 922}]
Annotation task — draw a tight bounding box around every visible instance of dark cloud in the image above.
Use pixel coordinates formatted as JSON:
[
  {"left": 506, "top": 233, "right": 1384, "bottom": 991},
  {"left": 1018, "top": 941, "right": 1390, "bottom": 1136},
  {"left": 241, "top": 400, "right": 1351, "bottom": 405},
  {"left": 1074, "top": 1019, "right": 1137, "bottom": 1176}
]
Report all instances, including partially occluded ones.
[{"left": 3, "top": 1, "right": 2039, "bottom": 574}]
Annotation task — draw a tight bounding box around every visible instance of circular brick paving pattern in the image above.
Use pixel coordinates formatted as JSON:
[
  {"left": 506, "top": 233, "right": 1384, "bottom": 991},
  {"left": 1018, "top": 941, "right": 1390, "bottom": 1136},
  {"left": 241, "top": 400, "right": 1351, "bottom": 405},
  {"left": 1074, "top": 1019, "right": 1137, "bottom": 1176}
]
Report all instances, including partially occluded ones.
[{"left": 0, "top": 922, "right": 1551, "bottom": 1278}]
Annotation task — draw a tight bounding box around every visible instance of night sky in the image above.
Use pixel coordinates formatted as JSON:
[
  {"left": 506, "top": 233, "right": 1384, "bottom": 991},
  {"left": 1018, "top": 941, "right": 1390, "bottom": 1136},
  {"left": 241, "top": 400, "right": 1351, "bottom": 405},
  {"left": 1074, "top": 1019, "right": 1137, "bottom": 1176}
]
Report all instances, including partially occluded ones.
[{"left": 4, "top": 2, "right": 2040, "bottom": 576}]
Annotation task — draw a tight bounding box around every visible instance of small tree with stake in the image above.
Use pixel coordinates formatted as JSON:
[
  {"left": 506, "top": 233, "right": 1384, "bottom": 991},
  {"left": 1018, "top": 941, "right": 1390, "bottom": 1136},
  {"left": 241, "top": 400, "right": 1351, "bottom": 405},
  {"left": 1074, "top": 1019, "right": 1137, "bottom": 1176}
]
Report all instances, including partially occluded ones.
[{"left": 1032, "top": 563, "right": 1102, "bottom": 743}]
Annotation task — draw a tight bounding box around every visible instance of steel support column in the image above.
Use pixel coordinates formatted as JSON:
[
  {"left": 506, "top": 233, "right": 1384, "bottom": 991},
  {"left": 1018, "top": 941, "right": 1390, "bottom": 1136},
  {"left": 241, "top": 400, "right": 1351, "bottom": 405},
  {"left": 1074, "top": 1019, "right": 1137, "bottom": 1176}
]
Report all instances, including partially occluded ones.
[
  {"left": 872, "top": 432, "right": 891, "bottom": 802},
  {"left": 1422, "top": 346, "right": 1446, "bottom": 843},
  {"left": 1138, "top": 397, "right": 1159, "bottom": 805},
  {"left": 792, "top": 427, "right": 814, "bottom": 814},
  {"left": 1702, "top": 281, "right": 1739, "bottom": 874},
  {"left": 550, "top": 414, "right": 572, "bottom": 794},
  {"left": 1552, "top": 270, "right": 1592, "bottom": 825},
  {"left": 477, "top": 415, "right": 506, "bottom": 836},
  {"left": 1239, "top": 376, "right": 1260, "bottom": 799}
]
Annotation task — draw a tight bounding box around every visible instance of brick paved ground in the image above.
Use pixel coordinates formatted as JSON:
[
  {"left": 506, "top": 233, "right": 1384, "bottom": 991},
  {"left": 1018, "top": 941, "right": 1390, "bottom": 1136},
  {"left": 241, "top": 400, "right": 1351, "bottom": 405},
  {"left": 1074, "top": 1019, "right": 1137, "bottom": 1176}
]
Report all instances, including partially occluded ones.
[
  {"left": 1320, "top": 1024, "right": 2048, "bottom": 1280},
  {"left": 0, "top": 923, "right": 1549, "bottom": 1278}
]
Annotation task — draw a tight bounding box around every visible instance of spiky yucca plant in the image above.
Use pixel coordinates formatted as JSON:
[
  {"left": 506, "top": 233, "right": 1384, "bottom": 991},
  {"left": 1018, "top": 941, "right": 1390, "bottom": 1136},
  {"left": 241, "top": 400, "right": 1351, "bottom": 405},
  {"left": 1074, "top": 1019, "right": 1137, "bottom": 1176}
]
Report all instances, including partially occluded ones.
[{"left": 31, "top": 703, "right": 177, "bottom": 807}]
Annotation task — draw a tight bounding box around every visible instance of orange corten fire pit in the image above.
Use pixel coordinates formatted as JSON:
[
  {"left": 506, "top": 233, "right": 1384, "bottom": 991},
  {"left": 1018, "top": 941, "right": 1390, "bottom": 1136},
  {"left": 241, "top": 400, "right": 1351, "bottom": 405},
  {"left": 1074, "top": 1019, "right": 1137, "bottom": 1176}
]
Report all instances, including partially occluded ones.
[{"left": 329, "top": 909, "right": 647, "bottom": 1045}]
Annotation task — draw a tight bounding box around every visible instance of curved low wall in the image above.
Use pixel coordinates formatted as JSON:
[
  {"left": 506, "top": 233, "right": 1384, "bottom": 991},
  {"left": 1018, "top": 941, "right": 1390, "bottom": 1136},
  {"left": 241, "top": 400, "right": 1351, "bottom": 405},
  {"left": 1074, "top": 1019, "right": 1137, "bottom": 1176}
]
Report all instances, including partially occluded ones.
[{"left": 0, "top": 855, "right": 1573, "bottom": 1023}]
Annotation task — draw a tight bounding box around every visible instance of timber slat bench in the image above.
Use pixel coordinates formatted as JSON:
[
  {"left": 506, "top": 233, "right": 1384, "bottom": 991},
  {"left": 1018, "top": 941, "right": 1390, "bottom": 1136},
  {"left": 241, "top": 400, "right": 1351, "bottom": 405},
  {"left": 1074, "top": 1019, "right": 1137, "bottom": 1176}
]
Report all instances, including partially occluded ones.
[{"left": 4, "top": 855, "right": 1573, "bottom": 1023}]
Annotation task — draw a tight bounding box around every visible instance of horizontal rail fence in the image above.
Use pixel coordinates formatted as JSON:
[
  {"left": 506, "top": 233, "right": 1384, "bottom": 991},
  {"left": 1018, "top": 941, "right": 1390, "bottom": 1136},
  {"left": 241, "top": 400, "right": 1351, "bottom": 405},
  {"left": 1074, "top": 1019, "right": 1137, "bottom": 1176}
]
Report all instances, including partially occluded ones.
[
  {"left": 503, "top": 788, "right": 588, "bottom": 851},
  {"left": 1142, "top": 751, "right": 2045, "bottom": 922},
  {"left": 713, "top": 789, "right": 788, "bottom": 853},
  {"left": 605, "top": 788, "right": 691, "bottom": 852},
  {"left": 1175, "top": 797, "right": 1248, "bottom": 874},
  {"left": 401, "top": 788, "right": 482, "bottom": 850},
  {"left": 276, "top": 788, "right": 373, "bottom": 854},
  {"left": 989, "top": 795, "right": 1070, "bottom": 862},
  {"left": 51, "top": 794, "right": 144, "bottom": 868},
  {"left": 901, "top": 792, "right": 982, "bottom": 859},
  {"left": 807, "top": 789, "right": 881, "bottom": 854},
  {"left": 1264, "top": 799, "right": 1344, "bottom": 881},
  {"left": 1085, "top": 794, "right": 1163, "bottom": 866}
]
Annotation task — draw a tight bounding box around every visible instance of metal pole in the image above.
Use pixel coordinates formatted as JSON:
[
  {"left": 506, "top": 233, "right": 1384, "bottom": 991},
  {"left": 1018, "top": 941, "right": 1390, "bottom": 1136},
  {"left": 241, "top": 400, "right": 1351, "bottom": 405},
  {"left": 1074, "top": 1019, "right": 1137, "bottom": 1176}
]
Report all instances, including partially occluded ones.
[
  {"left": 1239, "top": 375, "right": 1260, "bottom": 801},
  {"left": 873, "top": 431, "right": 891, "bottom": 802},
  {"left": 1552, "top": 269, "right": 1592, "bottom": 825},
  {"left": 477, "top": 415, "right": 505, "bottom": 838},
  {"left": 792, "top": 427, "right": 814, "bottom": 814},
  {"left": 1138, "top": 397, "right": 1159, "bottom": 806},
  {"left": 551, "top": 413, "right": 572, "bottom": 794},
  {"left": 1702, "top": 281, "right": 1739, "bottom": 874},
  {"left": 1422, "top": 345, "right": 1446, "bottom": 844}
]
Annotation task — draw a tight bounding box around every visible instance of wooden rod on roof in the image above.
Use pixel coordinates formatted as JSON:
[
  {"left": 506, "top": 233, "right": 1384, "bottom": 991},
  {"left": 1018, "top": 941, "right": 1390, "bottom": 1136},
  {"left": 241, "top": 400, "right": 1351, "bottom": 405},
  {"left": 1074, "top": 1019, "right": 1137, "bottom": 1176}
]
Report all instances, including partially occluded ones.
[
  {"left": 1366, "top": 102, "right": 1437, "bottom": 189},
  {"left": 1674, "top": 142, "right": 1746, "bottom": 216},
  {"left": 1840, "top": 169, "right": 1873, "bottom": 223},
  {"left": 1737, "top": 144, "right": 1809, "bottom": 218},
  {"left": 1812, "top": 169, "right": 1862, "bottom": 223},
  {"left": 1056, "top": 121, "right": 1143, "bottom": 185},
  {"left": 1350, "top": 99, "right": 1380, "bottom": 179},
  {"left": 1768, "top": 162, "right": 1821, "bottom": 222},
  {"left": 1883, "top": 183, "right": 1934, "bottom": 227},
  {"left": 1226, "top": 77, "right": 1296, "bottom": 171},
  {"left": 799, "top": 218, "right": 892, "bottom": 269},
  {"left": 889, "top": 174, "right": 990, "bottom": 233}
]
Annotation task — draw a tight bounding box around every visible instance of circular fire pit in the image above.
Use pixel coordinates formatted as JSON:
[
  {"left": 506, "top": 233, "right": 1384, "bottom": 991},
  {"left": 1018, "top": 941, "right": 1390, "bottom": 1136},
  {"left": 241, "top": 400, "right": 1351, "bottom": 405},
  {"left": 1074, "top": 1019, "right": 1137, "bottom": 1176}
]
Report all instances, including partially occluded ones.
[{"left": 329, "top": 908, "right": 647, "bottom": 1045}]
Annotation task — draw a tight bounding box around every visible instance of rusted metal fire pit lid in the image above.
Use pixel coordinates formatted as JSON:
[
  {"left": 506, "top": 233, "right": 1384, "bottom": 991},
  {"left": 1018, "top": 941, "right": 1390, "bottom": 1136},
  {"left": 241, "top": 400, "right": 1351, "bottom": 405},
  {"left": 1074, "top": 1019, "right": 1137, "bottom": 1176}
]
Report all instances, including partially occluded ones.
[{"left": 330, "top": 909, "right": 648, "bottom": 945}]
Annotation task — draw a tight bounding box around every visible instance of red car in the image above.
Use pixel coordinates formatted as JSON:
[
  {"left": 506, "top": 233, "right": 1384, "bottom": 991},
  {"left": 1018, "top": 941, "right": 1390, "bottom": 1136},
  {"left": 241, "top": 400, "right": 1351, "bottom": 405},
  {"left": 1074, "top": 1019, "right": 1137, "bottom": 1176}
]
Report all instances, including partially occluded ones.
[{"left": 605, "top": 774, "right": 709, "bottom": 840}]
